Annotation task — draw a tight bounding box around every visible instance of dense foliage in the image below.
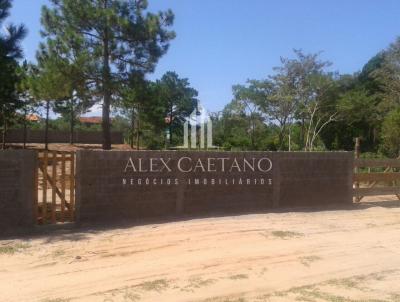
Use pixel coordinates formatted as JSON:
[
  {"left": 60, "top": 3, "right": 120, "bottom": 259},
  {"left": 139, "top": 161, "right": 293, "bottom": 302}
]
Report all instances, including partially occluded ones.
[{"left": 0, "top": 0, "right": 27, "bottom": 148}]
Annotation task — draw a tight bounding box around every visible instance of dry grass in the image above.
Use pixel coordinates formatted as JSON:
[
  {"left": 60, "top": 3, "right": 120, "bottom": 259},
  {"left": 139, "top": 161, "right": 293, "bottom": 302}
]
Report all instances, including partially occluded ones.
[
  {"left": 271, "top": 230, "right": 304, "bottom": 239},
  {"left": 299, "top": 255, "right": 323, "bottom": 267},
  {"left": 0, "top": 243, "right": 30, "bottom": 255},
  {"left": 228, "top": 274, "right": 249, "bottom": 280},
  {"left": 137, "top": 279, "right": 170, "bottom": 292}
]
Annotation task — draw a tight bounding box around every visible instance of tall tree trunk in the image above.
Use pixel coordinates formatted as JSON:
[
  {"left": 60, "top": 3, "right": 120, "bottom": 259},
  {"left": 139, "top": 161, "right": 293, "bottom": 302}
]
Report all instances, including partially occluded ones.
[
  {"left": 278, "top": 131, "right": 285, "bottom": 151},
  {"left": 2, "top": 119, "right": 6, "bottom": 150},
  {"left": 301, "top": 117, "right": 305, "bottom": 150},
  {"left": 45, "top": 100, "right": 50, "bottom": 150},
  {"left": 69, "top": 98, "right": 74, "bottom": 145},
  {"left": 169, "top": 104, "right": 173, "bottom": 146},
  {"left": 101, "top": 0, "right": 112, "bottom": 150},
  {"left": 1, "top": 105, "right": 5, "bottom": 150},
  {"left": 102, "top": 86, "right": 111, "bottom": 150},
  {"left": 23, "top": 108, "right": 27, "bottom": 149},
  {"left": 251, "top": 118, "right": 255, "bottom": 150},
  {"left": 1, "top": 107, "right": 7, "bottom": 149},
  {"left": 136, "top": 104, "right": 140, "bottom": 151},
  {"left": 130, "top": 109, "right": 135, "bottom": 149}
]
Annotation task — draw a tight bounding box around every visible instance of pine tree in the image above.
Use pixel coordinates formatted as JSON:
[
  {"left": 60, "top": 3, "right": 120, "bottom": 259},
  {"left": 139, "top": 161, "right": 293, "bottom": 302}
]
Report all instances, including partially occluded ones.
[
  {"left": 41, "top": 0, "right": 175, "bottom": 149},
  {"left": 119, "top": 72, "right": 153, "bottom": 149},
  {"left": 0, "top": 0, "right": 27, "bottom": 148},
  {"left": 16, "top": 62, "right": 39, "bottom": 149},
  {"left": 36, "top": 39, "right": 94, "bottom": 145},
  {"left": 156, "top": 72, "right": 198, "bottom": 147}
]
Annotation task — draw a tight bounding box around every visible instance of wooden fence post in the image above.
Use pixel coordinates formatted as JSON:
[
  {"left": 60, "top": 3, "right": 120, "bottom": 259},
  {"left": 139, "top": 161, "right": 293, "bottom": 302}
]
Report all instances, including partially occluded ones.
[
  {"left": 34, "top": 151, "right": 38, "bottom": 224},
  {"left": 354, "top": 137, "right": 361, "bottom": 202},
  {"left": 42, "top": 151, "right": 48, "bottom": 223},
  {"left": 355, "top": 137, "right": 361, "bottom": 159},
  {"left": 70, "top": 153, "right": 75, "bottom": 221},
  {"left": 61, "top": 151, "right": 66, "bottom": 223},
  {"left": 51, "top": 151, "right": 57, "bottom": 223}
]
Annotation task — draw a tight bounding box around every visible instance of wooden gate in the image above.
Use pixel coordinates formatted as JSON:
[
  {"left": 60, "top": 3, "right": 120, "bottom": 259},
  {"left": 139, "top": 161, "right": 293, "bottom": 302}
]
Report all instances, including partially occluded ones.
[
  {"left": 353, "top": 158, "right": 400, "bottom": 201},
  {"left": 35, "top": 150, "right": 75, "bottom": 224}
]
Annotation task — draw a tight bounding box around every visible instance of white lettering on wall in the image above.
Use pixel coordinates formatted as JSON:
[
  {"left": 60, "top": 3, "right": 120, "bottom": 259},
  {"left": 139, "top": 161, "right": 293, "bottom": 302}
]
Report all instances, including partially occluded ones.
[{"left": 124, "top": 157, "right": 273, "bottom": 174}]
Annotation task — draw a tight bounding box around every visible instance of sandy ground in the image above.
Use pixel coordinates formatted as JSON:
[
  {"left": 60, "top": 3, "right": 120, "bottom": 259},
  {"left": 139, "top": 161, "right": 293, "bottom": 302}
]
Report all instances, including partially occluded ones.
[{"left": 1, "top": 197, "right": 400, "bottom": 302}]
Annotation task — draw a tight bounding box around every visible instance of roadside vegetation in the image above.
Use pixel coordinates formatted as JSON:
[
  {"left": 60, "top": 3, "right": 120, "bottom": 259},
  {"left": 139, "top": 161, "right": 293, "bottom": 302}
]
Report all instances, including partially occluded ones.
[{"left": 1, "top": 0, "right": 400, "bottom": 156}]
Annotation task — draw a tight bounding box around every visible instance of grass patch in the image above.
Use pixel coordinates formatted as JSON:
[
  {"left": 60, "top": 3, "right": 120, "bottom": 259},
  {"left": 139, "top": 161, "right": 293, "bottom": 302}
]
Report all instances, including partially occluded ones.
[
  {"left": 203, "top": 297, "right": 247, "bottom": 302},
  {"left": 266, "top": 284, "right": 388, "bottom": 302},
  {"left": 182, "top": 277, "right": 216, "bottom": 292},
  {"left": 324, "top": 271, "right": 394, "bottom": 291},
  {"left": 293, "top": 288, "right": 389, "bottom": 302},
  {"left": 257, "top": 270, "right": 400, "bottom": 302},
  {"left": 325, "top": 277, "right": 364, "bottom": 290},
  {"left": 0, "top": 243, "right": 30, "bottom": 255},
  {"left": 97, "top": 286, "right": 141, "bottom": 301},
  {"left": 138, "top": 279, "right": 169, "bottom": 292},
  {"left": 228, "top": 274, "right": 248, "bottom": 280},
  {"left": 0, "top": 246, "right": 15, "bottom": 255},
  {"left": 299, "top": 255, "right": 322, "bottom": 267},
  {"left": 271, "top": 230, "right": 304, "bottom": 239},
  {"left": 123, "top": 291, "right": 141, "bottom": 301}
]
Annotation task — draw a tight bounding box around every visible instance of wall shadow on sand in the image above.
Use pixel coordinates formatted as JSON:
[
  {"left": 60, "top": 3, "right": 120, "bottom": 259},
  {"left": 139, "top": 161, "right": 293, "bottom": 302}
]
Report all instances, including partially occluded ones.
[{"left": 1, "top": 199, "right": 399, "bottom": 243}]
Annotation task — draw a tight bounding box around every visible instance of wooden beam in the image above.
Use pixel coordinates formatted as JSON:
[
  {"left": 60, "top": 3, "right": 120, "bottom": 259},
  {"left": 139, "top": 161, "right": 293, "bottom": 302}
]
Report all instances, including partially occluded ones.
[
  {"left": 353, "top": 187, "right": 400, "bottom": 197},
  {"left": 61, "top": 152, "right": 66, "bottom": 223},
  {"left": 354, "top": 172, "right": 400, "bottom": 182},
  {"left": 34, "top": 152, "right": 39, "bottom": 224},
  {"left": 38, "top": 157, "right": 73, "bottom": 162},
  {"left": 354, "top": 137, "right": 361, "bottom": 202},
  {"left": 42, "top": 151, "right": 48, "bottom": 224},
  {"left": 51, "top": 151, "right": 57, "bottom": 223},
  {"left": 38, "top": 165, "right": 70, "bottom": 211},
  {"left": 70, "top": 153, "right": 75, "bottom": 221},
  {"left": 354, "top": 159, "right": 400, "bottom": 168}
]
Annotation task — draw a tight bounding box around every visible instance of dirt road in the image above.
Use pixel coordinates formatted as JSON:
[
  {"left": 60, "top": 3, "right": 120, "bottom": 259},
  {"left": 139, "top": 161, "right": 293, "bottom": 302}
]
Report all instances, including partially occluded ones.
[{"left": 1, "top": 198, "right": 400, "bottom": 302}]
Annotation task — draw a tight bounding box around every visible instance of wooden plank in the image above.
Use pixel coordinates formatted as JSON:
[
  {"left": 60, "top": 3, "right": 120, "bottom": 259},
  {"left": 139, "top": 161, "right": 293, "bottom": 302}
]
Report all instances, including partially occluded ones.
[
  {"left": 42, "top": 151, "right": 48, "bottom": 224},
  {"left": 354, "top": 172, "right": 400, "bottom": 182},
  {"left": 61, "top": 152, "right": 66, "bottom": 223},
  {"left": 353, "top": 187, "right": 400, "bottom": 197},
  {"left": 39, "top": 165, "right": 70, "bottom": 209},
  {"left": 354, "top": 138, "right": 361, "bottom": 202},
  {"left": 34, "top": 152, "right": 39, "bottom": 224},
  {"left": 38, "top": 157, "right": 73, "bottom": 162},
  {"left": 70, "top": 152, "right": 75, "bottom": 221},
  {"left": 51, "top": 151, "right": 57, "bottom": 223},
  {"left": 38, "top": 165, "right": 67, "bottom": 208},
  {"left": 354, "top": 158, "right": 400, "bottom": 168}
]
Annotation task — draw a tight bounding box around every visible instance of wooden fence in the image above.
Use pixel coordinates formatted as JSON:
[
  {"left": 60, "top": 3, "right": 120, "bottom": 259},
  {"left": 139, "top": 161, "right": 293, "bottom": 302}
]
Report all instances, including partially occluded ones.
[
  {"left": 35, "top": 150, "right": 75, "bottom": 224},
  {"left": 353, "top": 158, "right": 400, "bottom": 201}
]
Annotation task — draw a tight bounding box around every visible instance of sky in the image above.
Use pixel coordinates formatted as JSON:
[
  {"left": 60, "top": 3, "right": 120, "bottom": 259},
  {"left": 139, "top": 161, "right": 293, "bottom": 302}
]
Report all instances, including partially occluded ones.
[{"left": 7, "top": 0, "right": 400, "bottom": 115}]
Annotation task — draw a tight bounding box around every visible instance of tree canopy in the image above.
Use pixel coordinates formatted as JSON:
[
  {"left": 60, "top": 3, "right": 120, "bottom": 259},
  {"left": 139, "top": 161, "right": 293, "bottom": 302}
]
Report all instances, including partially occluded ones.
[
  {"left": 40, "top": 0, "right": 176, "bottom": 149},
  {"left": 0, "top": 0, "right": 27, "bottom": 148},
  {"left": 2, "top": 0, "right": 400, "bottom": 156}
]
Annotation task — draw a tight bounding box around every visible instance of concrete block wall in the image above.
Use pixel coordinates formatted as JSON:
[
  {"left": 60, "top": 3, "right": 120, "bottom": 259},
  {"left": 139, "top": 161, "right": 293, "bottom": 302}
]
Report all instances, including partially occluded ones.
[
  {"left": 75, "top": 151, "right": 354, "bottom": 224},
  {"left": 0, "top": 150, "right": 36, "bottom": 231}
]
